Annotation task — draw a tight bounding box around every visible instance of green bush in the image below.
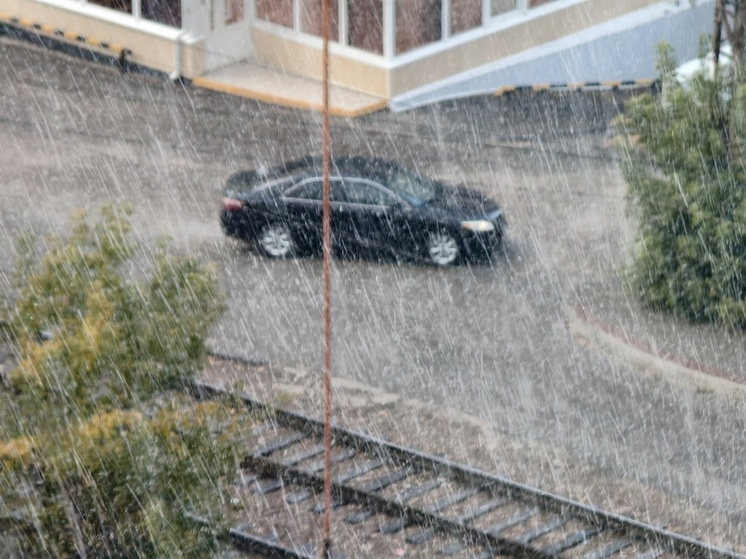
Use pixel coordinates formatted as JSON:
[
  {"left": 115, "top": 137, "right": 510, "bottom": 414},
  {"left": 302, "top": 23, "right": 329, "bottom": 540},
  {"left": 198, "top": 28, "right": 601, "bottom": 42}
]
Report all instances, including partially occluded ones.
[
  {"left": 0, "top": 206, "right": 249, "bottom": 558},
  {"left": 617, "top": 42, "right": 746, "bottom": 328}
]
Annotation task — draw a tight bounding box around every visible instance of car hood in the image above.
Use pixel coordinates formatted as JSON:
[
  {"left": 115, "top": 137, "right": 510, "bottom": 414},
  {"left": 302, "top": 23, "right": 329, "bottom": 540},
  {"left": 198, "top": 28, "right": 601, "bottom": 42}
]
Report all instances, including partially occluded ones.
[{"left": 424, "top": 184, "right": 500, "bottom": 218}]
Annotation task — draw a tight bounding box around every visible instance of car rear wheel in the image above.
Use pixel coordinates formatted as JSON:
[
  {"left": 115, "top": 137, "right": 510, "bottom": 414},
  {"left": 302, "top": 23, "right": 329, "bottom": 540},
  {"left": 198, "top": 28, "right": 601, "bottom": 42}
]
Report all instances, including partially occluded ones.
[
  {"left": 258, "top": 223, "right": 295, "bottom": 258},
  {"left": 427, "top": 232, "right": 459, "bottom": 266}
]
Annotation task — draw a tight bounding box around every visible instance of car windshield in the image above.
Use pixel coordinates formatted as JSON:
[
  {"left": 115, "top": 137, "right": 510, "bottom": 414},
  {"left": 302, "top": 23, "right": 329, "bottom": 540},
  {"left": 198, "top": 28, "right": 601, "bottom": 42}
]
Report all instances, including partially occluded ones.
[{"left": 387, "top": 168, "right": 440, "bottom": 205}]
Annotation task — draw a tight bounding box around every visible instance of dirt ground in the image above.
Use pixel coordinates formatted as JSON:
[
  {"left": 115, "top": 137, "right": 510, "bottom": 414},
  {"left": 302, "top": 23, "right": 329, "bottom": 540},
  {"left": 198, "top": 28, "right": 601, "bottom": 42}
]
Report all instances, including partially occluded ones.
[{"left": 201, "top": 355, "right": 746, "bottom": 554}]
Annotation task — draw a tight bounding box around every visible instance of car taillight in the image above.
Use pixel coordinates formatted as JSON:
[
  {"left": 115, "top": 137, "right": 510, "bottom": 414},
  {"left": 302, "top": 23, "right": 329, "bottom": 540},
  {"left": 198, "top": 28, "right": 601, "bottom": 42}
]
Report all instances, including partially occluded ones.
[{"left": 223, "top": 197, "right": 244, "bottom": 211}]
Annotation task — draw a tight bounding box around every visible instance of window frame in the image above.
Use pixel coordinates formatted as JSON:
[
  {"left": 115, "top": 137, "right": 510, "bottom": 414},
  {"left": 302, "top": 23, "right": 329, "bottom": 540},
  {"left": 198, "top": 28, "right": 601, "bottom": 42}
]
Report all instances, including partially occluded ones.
[
  {"left": 341, "top": 177, "right": 406, "bottom": 208},
  {"left": 252, "top": 0, "right": 586, "bottom": 65}
]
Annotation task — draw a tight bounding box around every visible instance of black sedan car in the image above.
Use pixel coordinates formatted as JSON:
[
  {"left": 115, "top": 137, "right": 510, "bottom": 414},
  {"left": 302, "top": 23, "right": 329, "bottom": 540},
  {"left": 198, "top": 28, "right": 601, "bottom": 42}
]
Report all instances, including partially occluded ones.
[{"left": 220, "top": 156, "right": 506, "bottom": 266}]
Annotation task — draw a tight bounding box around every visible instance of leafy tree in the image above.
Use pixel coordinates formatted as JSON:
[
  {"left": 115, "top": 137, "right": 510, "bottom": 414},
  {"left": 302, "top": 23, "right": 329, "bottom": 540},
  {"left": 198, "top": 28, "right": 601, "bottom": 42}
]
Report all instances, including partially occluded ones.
[
  {"left": 616, "top": 41, "right": 746, "bottom": 328},
  {"left": 0, "top": 206, "right": 249, "bottom": 557}
]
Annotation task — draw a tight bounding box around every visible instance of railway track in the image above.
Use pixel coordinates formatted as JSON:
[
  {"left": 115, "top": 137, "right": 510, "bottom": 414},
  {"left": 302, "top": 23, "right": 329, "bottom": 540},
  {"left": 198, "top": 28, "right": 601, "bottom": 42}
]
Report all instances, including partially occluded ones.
[{"left": 190, "top": 378, "right": 745, "bottom": 559}]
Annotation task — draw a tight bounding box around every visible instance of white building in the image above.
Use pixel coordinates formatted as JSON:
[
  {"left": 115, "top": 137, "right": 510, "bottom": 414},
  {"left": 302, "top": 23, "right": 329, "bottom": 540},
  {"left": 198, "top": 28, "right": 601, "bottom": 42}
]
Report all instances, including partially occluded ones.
[{"left": 0, "top": 0, "right": 717, "bottom": 109}]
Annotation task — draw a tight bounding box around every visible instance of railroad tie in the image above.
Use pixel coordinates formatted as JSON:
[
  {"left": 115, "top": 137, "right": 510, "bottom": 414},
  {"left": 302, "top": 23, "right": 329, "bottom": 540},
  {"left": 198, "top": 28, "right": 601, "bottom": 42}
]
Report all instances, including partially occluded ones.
[
  {"left": 284, "top": 489, "right": 312, "bottom": 504},
  {"left": 344, "top": 468, "right": 411, "bottom": 524},
  {"left": 427, "top": 486, "right": 481, "bottom": 513},
  {"left": 333, "top": 458, "right": 384, "bottom": 484},
  {"left": 344, "top": 509, "right": 375, "bottom": 524},
  {"left": 486, "top": 507, "right": 538, "bottom": 535},
  {"left": 302, "top": 447, "right": 357, "bottom": 474},
  {"left": 359, "top": 468, "right": 410, "bottom": 493},
  {"left": 312, "top": 499, "right": 345, "bottom": 514},
  {"left": 379, "top": 517, "right": 408, "bottom": 534},
  {"left": 454, "top": 497, "right": 508, "bottom": 526},
  {"left": 251, "top": 430, "right": 306, "bottom": 457},
  {"left": 393, "top": 477, "right": 444, "bottom": 506},
  {"left": 514, "top": 516, "right": 567, "bottom": 544},
  {"left": 541, "top": 526, "right": 604, "bottom": 555},
  {"left": 582, "top": 538, "right": 634, "bottom": 559},
  {"left": 255, "top": 478, "right": 284, "bottom": 494},
  {"left": 405, "top": 487, "right": 481, "bottom": 545},
  {"left": 281, "top": 442, "right": 325, "bottom": 466},
  {"left": 295, "top": 541, "right": 347, "bottom": 559},
  {"left": 633, "top": 548, "right": 668, "bottom": 559},
  {"left": 453, "top": 496, "right": 508, "bottom": 525},
  {"left": 437, "top": 541, "right": 467, "bottom": 555},
  {"left": 380, "top": 477, "right": 452, "bottom": 535},
  {"left": 406, "top": 527, "right": 437, "bottom": 545}
]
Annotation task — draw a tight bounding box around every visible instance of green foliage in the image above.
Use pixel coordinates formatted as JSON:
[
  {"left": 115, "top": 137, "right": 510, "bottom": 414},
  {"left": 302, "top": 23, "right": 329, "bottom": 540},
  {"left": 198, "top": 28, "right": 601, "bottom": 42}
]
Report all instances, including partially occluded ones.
[
  {"left": 5, "top": 206, "right": 224, "bottom": 424},
  {"left": 0, "top": 206, "right": 250, "bottom": 557},
  {"left": 655, "top": 41, "right": 678, "bottom": 84},
  {"left": 617, "top": 41, "right": 746, "bottom": 328}
]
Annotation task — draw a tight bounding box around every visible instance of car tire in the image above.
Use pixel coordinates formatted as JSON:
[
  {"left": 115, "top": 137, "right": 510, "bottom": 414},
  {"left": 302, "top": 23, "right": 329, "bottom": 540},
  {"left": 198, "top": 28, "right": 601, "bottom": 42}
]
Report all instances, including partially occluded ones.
[
  {"left": 257, "top": 223, "right": 295, "bottom": 259},
  {"left": 427, "top": 231, "right": 460, "bottom": 266}
]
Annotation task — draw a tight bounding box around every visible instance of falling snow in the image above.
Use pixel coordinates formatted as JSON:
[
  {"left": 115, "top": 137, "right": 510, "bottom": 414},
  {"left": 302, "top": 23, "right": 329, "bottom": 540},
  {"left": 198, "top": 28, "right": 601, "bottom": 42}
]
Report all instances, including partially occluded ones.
[{"left": 0, "top": 33, "right": 745, "bottom": 556}]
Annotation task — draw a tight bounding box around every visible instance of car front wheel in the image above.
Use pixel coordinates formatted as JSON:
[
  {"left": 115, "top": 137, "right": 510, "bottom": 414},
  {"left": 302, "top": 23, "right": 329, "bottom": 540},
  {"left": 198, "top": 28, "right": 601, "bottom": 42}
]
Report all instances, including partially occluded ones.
[
  {"left": 427, "top": 231, "right": 460, "bottom": 266},
  {"left": 258, "top": 223, "right": 295, "bottom": 258}
]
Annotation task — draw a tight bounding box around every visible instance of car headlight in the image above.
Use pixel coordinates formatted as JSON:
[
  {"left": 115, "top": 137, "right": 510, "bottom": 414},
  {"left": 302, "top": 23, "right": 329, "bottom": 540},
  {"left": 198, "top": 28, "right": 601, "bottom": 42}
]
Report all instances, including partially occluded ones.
[{"left": 461, "top": 220, "right": 495, "bottom": 232}]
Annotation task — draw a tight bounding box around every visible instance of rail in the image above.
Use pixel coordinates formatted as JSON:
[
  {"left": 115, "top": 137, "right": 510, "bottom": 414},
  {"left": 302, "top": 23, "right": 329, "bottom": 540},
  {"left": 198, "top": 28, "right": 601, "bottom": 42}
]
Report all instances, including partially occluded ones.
[{"left": 189, "top": 372, "right": 745, "bottom": 559}]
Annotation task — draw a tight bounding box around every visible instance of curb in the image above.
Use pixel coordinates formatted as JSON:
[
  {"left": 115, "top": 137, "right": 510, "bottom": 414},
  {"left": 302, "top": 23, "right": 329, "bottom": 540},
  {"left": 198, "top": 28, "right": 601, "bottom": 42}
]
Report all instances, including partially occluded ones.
[
  {"left": 0, "top": 13, "right": 131, "bottom": 65},
  {"left": 495, "top": 79, "right": 658, "bottom": 97},
  {"left": 565, "top": 302, "right": 746, "bottom": 400}
]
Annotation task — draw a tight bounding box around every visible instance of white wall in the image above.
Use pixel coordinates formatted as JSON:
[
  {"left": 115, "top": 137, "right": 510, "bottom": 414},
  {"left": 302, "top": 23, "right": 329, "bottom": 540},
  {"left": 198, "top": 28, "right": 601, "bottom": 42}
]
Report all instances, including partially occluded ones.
[{"left": 390, "top": 0, "right": 716, "bottom": 111}]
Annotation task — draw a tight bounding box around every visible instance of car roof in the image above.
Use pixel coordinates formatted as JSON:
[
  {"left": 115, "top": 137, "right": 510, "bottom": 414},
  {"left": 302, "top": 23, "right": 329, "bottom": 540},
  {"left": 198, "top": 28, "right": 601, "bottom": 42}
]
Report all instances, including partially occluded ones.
[{"left": 226, "top": 155, "right": 405, "bottom": 190}]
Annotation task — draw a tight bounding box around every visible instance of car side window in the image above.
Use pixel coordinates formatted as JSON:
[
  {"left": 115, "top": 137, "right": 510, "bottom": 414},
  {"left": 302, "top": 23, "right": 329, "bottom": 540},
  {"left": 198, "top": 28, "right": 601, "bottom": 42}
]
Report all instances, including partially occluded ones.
[
  {"left": 330, "top": 179, "right": 347, "bottom": 203},
  {"left": 283, "top": 180, "right": 322, "bottom": 201},
  {"left": 344, "top": 180, "right": 398, "bottom": 207},
  {"left": 284, "top": 178, "right": 347, "bottom": 202}
]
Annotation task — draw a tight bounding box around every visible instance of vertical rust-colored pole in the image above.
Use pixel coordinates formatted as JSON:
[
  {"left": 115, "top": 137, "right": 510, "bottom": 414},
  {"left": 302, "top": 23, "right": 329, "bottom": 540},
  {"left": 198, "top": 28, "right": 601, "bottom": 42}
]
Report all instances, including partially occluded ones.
[{"left": 321, "top": 0, "right": 333, "bottom": 557}]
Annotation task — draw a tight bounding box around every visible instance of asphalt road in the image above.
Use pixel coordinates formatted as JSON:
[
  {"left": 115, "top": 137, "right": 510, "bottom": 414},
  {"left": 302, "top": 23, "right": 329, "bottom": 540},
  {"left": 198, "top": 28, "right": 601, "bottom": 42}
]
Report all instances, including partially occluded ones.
[{"left": 1, "top": 37, "right": 744, "bottom": 546}]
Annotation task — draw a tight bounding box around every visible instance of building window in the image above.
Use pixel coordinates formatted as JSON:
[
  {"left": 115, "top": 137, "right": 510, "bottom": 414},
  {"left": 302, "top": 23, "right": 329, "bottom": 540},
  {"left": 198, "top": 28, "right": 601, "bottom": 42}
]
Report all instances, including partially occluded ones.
[
  {"left": 451, "top": 0, "right": 481, "bottom": 35},
  {"left": 257, "top": 0, "right": 293, "bottom": 27},
  {"left": 349, "top": 0, "right": 383, "bottom": 54},
  {"left": 88, "top": 0, "right": 131, "bottom": 15},
  {"left": 88, "top": 0, "right": 181, "bottom": 26},
  {"left": 226, "top": 0, "right": 244, "bottom": 23},
  {"left": 491, "top": 0, "right": 517, "bottom": 16},
  {"left": 301, "top": 0, "right": 340, "bottom": 41},
  {"left": 252, "top": 0, "right": 570, "bottom": 61},
  {"left": 141, "top": 0, "right": 181, "bottom": 26},
  {"left": 396, "top": 0, "right": 440, "bottom": 54}
]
